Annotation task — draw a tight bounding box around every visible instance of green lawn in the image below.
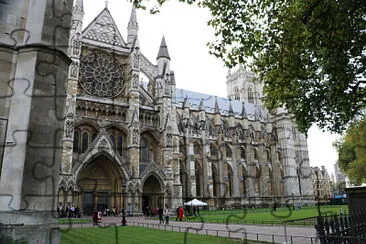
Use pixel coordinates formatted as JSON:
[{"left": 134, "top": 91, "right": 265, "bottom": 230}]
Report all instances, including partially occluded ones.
[
  {"left": 58, "top": 218, "right": 91, "bottom": 224},
  {"left": 61, "top": 226, "right": 267, "bottom": 244},
  {"left": 180, "top": 205, "right": 348, "bottom": 225}
]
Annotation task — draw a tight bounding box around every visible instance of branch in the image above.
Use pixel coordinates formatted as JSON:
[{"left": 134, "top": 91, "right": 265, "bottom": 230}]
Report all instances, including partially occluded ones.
[
  {"left": 348, "top": 79, "right": 366, "bottom": 92},
  {"left": 301, "top": 0, "right": 323, "bottom": 24}
]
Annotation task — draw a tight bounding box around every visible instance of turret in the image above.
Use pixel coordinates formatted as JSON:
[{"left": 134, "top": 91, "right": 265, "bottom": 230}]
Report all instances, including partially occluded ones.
[
  {"left": 228, "top": 99, "right": 235, "bottom": 128},
  {"left": 183, "top": 96, "right": 190, "bottom": 120},
  {"left": 127, "top": 5, "right": 139, "bottom": 47},
  {"left": 69, "top": 0, "right": 84, "bottom": 58},
  {"left": 155, "top": 36, "right": 171, "bottom": 99},
  {"left": 157, "top": 36, "right": 170, "bottom": 75},
  {"left": 214, "top": 96, "right": 221, "bottom": 126},
  {"left": 73, "top": 0, "right": 84, "bottom": 24},
  {"left": 198, "top": 98, "right": 206, "bottom": 122},
  {"left": 241, "top": 102, "right": 247, "bottom": 119}
]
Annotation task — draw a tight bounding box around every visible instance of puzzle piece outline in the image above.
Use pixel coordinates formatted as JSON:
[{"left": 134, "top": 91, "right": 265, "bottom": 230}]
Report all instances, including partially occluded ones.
[{"left": 0, "top": 1, "right": 331, "bottom": 243}]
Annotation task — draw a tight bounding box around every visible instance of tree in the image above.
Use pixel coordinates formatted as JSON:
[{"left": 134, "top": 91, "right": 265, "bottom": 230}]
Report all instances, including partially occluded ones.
[
  {"left": 132, "top": 0, "right": 366, "bottom": 133},
  {"left": 335, "top": 116, "right": 366, "bottom": 185}
]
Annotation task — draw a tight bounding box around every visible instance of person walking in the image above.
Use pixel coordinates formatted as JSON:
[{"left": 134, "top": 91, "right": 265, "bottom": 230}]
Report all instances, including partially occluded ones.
[{"left": 158, "top": 207, "right": 164, "bottom": 224}]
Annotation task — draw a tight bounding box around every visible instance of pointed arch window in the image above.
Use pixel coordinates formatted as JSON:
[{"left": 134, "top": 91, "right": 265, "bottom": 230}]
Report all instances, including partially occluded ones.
[
  {"left": 240, "top": 165, "right": 247, "bottom": 196},
  {"left": 266, "top": 150, "right": 271, "bottom": 163},
  {"left": 233, "top": 86, "right": 240, "bottom": 101},
  {"left": 210, "top": 143, "right": 218, "bottom": 157},
  {"left": 81, "top": 132, "right": 89, "bottom": 153},
  {"left": 117, "top": 136, "right": 123, "bottom": 156},
  {"left": 110, "top": 135, "right": 115, "bottom": 146},
  {"left": 73, "top": 130, "right": 79, "bottom": 152},
  {"left": 225, "top": 144, "right": 232, "bottom": 158},
  {"left": 224, "top": 163, "right": 234, "bottom": 197},
  {"left": 248, "top": 87, "right": 254, "bottom": 103},
  {"left": 253, "top": 148, "right": 258, "bottom": 161},
  {"left": 195, "top": 161, "right": 202, "bottom": 196},
  {"left": 240, "top": 147, "right": 246, "bottom": 160},
  {"left": 140, "top": 138, "right": 149, "bottom": 163},
  {"left": 193, "top": 142, "right": 201, "bottom": 155}
]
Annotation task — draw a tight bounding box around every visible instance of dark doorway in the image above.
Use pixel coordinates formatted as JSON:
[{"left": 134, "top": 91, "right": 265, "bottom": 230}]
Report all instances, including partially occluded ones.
[
  {"left": 142, "top": 195, "right": 150, "bottom": 209},
  {"left": 142, "top": 175, "right": 162, "bottom": 208},
  {"left": 83, "top": 192, "right": 94, "bottom": 216}
]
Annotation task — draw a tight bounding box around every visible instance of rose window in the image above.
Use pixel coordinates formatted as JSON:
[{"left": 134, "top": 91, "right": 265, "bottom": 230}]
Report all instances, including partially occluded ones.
[{"left": 79, "top": 52, "right": 125, "bottom": 97}]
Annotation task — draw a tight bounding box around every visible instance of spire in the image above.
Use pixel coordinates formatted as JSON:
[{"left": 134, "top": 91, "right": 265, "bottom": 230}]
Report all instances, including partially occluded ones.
[
  {"left": 130, "top": 108, "right": 139, "bottom": 126},
  {"left": 199, "top": 98, "right": 205, "bottom": 111},
  {"left": 128, "top": 5, "right": 139, "bottom": 30},
  {"left": 228, "top": 99, "right": 234, "bottom": 116},
  {"left": 127, "top": 5, "right": 139, "bottom": 46},
  {"left": 183, "top": 96, "right": 189, "bottom": 108},
  {"left": 74, "top": 0, "right": 84, "bottom": 13},
  {"left": 214, "top": 96, "right": 220, "bottom": 114},
  {"left": 241, "top": 102, "right": 247, "bottom": 118},
  {"left": 157, "top": 36, "right": 170, "bottom": 60},
  {"left": 254, "top": 106, "right": 259, "bottom": 120}
]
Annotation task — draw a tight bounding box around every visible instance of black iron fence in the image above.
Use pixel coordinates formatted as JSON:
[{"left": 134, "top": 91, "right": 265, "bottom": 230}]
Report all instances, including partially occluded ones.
[{"left": 315, "top": 208, "right": 366, "bottom": 243}]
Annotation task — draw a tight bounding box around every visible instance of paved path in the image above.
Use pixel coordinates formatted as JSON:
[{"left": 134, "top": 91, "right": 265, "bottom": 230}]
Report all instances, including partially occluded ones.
[{"left": 60, "top": 217, "right": 319, "bottom": 244}]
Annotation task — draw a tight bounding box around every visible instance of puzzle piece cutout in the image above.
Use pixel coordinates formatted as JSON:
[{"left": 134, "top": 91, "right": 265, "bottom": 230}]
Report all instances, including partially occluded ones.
[{"left": 0, "top": 1, "right": 334, "bottom": 243}]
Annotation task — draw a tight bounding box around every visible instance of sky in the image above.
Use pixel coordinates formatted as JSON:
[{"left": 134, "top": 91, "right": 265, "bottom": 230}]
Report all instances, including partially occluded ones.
[{"left": 83, "top": 0, "right": 342, "bottom": 176}]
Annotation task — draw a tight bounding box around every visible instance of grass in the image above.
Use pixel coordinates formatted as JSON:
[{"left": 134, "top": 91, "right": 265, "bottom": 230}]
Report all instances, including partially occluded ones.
[
  {"left": 61, "top": 226, "right": 268, "bottom": 244},
  {"left": 58, "top": 218, "right": 91, "bottom": 224},
  {"left": 177, "top": 205, "right": 349, "bottom": 225}
]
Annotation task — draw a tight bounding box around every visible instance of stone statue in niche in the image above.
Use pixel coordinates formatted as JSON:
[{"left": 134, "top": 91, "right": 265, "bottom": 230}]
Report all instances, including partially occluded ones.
[
  {"left": 166, "top": 126, "right": 172, "bottom": 147},
  {"left": 65, "top": 113, "right": 74, "bottom": 138},
  {"left": 70, "top": 61, "right": 79, "bottom": 78},
  {"left": 133, "top": 73, "right": 139, "bottom": 88},
  {"left": 132, "top": 128, "right": 139, "bottom": 145},
  {"left": 133, "top": 52, "right": 139, "bottom": 69},
  {"left": 72, "top": 33, "right": 81, "bottom": 56}
]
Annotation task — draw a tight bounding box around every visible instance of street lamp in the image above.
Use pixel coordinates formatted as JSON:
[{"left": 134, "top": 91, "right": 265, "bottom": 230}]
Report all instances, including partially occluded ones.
[
  {"left": 292, "top": 191, "right": 295, "bottom": 210},
  {"left": 121, "top": 184, "right": 127, "bottom": 226}
]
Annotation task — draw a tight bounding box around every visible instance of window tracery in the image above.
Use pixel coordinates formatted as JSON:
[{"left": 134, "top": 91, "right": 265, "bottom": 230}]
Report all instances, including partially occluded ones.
[
  {"left": 107, "top": 127, "right": 125, "bottom": 156},
  {"left": 79, "top": 52, "right": 125, "bottom": 97},
  {"left": 73, "top": 124, "right": 98, "bottom": 153}
]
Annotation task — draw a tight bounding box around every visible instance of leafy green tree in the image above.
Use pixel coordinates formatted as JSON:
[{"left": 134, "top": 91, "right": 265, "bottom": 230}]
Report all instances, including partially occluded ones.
[
  {"left": 335, "top": 117, "right": 366, "bottom": 185},
  {"left": 132, "top": 0, "right": 366, "bottom": 133}
]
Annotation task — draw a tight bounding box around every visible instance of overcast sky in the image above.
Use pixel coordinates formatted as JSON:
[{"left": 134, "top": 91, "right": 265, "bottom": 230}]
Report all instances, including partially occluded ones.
[{"left": 83, "top": 0, "right": 342, "bottom": 176}]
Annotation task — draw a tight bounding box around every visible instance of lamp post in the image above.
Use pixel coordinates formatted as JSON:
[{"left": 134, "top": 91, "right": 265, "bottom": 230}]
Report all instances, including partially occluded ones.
[
  {"left": 121, "top": 184, "right": 127, "bottom": 226},
  {"left": 292, "top": 191, "right": 295, "bottom": 210},
  {"left": 315, "top": 169, "right": 321, "bottom": 217}
]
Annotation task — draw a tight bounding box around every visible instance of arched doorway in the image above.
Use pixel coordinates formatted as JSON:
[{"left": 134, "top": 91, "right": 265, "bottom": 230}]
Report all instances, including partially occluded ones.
[
  {"left": 77, "top": 154, "right": 124, "bottom": 215},
  {"left": 142, "top": 175, "right": 162, "bottom": 209}
]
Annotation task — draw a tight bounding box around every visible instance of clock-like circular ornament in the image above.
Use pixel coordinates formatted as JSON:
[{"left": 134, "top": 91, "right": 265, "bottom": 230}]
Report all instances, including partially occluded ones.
[{"left": 79, "top": 52, "right": 125, "bottom": 97}]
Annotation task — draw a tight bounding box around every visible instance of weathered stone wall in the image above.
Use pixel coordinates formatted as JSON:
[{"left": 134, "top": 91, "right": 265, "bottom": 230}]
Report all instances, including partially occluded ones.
[{"left": 0, "top": 0, "right": 72, "bottom": 243}]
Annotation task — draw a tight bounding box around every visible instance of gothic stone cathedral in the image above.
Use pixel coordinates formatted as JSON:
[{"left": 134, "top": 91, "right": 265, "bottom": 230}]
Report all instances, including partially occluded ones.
[{"left": 58, "top": 2, "right": 313, "bottom": 215}]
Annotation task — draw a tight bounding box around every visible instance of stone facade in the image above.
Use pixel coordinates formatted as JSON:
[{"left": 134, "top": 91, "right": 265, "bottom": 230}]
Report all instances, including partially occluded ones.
[
  {"left": 0, "top": 0, "right": 73, "bottom": 242},
  {"left": 57, "top": 2, "right": 314, "bottom": 215},
  {"left": 311, "top": 166, "right": 332, "bottom": 203}
]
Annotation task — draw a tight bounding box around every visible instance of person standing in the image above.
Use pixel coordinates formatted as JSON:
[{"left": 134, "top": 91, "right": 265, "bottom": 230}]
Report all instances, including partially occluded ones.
[
  {"left": 92, "top": 209, "right": 98, "bottom": 226},
  {"left": 158, "top": 207, "right": 164, "bottom": 224},
  {"left": 176, "top": 207, "right": 179, "bottom": 221},
  {"left": 178, "top": 206, "right": 184, "bottom": 221}
]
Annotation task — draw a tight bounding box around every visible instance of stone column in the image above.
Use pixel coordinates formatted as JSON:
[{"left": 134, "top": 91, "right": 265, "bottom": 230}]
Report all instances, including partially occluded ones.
[
  {"left": 277, "top": 119, "right": 299, "bottom": 196},
  {"left": 0, "top": 1, "right": 73, "bottom": 242},
  {"left": 187, "top": 142, "right": 196, "bottom": 197}
]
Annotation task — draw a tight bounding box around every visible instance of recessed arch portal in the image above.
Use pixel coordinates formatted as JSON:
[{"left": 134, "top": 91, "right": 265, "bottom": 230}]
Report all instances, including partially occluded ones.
[
  {"left": 77, "top": 154, "right": 124, "bottom": 215},
  {"left": 142, "top": 175, "right": 163, "bottom": 209}
]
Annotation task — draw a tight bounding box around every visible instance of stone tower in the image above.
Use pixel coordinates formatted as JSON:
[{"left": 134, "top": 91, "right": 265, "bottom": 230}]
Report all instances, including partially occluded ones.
[
  {"left": 0, "top": 0, "right": 73, "bottom": 242},
  {"left": 226, "top": 67, "right": 314, "bottom": 201}
]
